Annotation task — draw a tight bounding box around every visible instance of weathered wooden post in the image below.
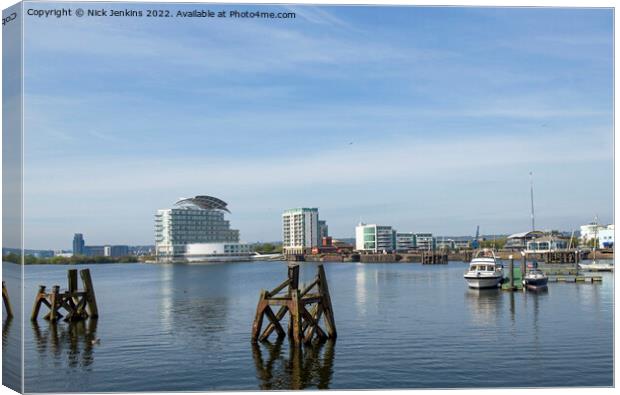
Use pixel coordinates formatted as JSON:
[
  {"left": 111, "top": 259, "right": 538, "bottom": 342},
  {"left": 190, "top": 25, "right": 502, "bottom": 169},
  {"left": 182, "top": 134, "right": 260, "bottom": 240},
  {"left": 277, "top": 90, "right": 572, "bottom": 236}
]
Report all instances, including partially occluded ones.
[
  {"left": 317, "top": 265, "right": 336, "bottom": 339},
  {"left": 508, "top": 255, "right": 514, "bottom": 289},
  {"left": 575, "top": 250, "right": 580, "bottom": 272},
  {"left": 520, "top": 252, "right": 526, "bottom": 279},
  {"left": 2, "top": 281, "right": 13, "bottom": 318},
  {"left": 68, "top": 269, "right": 78, "bottom": 293},
  {"left": 288, "top": 264, "right": 299, "bottom": 290},
  {"left": 31, "top": 285, "right": 47, "bottom": 321},
  {"left": 290, "top": 289, "right": 303, "bottom": 345},
  {"left": 80, "top": 269, "right": 99, "bottom": 318},
  {"left": 47, "top": 285, "right": 61, "bottom": 322}
]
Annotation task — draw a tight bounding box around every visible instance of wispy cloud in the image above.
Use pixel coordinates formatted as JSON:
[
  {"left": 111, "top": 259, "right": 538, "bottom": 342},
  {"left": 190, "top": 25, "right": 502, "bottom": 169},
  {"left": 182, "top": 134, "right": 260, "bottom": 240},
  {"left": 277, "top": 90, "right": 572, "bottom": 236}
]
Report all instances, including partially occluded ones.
[{"left": 19, "top": 5, "right": 613, "bottom": 247}]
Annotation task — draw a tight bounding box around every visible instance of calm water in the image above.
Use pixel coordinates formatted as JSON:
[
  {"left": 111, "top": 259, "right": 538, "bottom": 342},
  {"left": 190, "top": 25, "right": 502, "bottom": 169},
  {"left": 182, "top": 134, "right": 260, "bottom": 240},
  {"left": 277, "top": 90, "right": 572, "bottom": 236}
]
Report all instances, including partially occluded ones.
[{"left": 2, "top": 260, "right": 614, "bottom": 392}]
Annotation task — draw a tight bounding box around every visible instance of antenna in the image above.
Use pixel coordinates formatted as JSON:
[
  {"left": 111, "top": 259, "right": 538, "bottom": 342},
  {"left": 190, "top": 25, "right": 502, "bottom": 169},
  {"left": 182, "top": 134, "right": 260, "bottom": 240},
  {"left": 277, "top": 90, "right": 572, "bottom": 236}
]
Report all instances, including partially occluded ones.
[{"left": 530, "top": 171, "right": 535, "bottom": 232}]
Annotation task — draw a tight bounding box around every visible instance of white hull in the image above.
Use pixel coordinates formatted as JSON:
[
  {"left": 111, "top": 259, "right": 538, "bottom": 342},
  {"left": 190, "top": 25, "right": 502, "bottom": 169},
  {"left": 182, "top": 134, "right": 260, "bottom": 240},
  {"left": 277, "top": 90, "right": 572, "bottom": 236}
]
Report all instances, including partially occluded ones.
[
  {"left": 579, "top": 263, "right": 614, "bottom": 272},
  {"left": 464, "top": 275, "right": 503, "bottom": 289},
  {"left": 464, "top": 250, "right": 503, "bottom": 289}
]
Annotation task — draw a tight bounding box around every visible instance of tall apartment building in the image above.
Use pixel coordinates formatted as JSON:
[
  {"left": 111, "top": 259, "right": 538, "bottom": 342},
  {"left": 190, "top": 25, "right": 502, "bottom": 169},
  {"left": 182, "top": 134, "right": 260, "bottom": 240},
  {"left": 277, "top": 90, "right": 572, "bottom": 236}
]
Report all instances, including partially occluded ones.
[
  {"left": 282, "top": 208, "right": 320, "bottom": 255},
  {"left": 355, "top": 224, "right": 395, "bottom": 253}
]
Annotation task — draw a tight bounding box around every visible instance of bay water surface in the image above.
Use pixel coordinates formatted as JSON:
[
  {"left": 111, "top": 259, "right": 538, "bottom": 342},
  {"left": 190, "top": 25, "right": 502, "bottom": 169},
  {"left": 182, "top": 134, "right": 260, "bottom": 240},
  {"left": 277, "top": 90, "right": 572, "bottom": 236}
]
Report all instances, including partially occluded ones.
[{"left": 2, "top": 260, "right": 614, "bottom": 392}]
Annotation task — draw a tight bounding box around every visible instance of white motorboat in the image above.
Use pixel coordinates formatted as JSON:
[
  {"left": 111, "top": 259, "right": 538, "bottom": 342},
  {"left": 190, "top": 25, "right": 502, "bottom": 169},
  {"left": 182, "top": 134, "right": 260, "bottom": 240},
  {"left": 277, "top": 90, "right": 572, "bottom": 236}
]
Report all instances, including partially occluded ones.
[
  {"left": 464, "top": 249, "right": 504, "bottom": 289},
  {"left": 579, "top": 261, "right": 614, "bottom": 272}
]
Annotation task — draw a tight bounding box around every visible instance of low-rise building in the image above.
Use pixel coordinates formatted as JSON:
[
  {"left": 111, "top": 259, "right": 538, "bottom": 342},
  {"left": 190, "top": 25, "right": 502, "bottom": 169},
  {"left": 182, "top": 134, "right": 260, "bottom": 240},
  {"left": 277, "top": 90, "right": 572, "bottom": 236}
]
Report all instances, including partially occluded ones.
[
  {"left": 598, "top": 228, "right": 614, "bottom": 249},
  {"left": 580, "top": 222, "right": 614, "bottom": 247},
  {"left": 395, "top": 232, "right": 415, "bottom": 251},
  {"left": 355, "top": 223, "right": 395, "bottom": 253},
  {"left": 436, "top": 239, "right": 456, "bottom": 250},
  {"left": 414, "top": 233, "right": 435, "bottom": 251},
  {"left": 84, "top": 245, "right": 106, "bottom": 257},
  {"left": 104, "top": 245, "right": 129, "bottom": 257},
  {"left": 504, "top": 231, "right": 544, "bottom": 251},
  {"left": 453, "top": 239, "right": 471, "bottom": 249},
  {"left": 526, "top": 236, "right": 568, "bottom": 252}
]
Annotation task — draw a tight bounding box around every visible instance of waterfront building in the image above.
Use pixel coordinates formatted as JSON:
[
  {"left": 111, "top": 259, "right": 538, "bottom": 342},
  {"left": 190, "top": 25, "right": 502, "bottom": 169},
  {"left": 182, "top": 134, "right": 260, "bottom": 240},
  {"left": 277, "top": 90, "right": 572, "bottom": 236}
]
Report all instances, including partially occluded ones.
[
  {"left": 580, "top": 222, "right": 614, "bottom": 245},
  {"left": 155, "top": 195, "right": 251, "bottom": 261},
  {"left": 436, "top": 239, "right": 456, "bottom": 250},
  {"left": 104, "top": 245, "right": 129, "bottom": 257},
  {"left": 598, "top": 228, "right": 614, "bottom": 249},
  {"left": 84, "top": 245, "right": 106, "bottom": 257},
  {"left": 453, "top": 239, "right": 471, "bottom": 249},
  {"left": 319, "top": 220, "right": 329, "bottom": 239},
  {"left": 282, "top": 208, "right": 320, "bottom": 255},
  {"left": 355, "top": 223, "right": 395, "bottom": 253},
  {"left": 73, "top": 233, "right": 85, "bottom": 255},
  {"left": 526, "top": 236, "right": 568, "bottom": 252},
  {"left": 504, "top": 231, "right": 544, "bottom": 251},
  {"left": 395, "top": 232, "right": 415, "bottom": 251},
  {"left": 414, "top": 233, "right": 435, "bottom": 251}
]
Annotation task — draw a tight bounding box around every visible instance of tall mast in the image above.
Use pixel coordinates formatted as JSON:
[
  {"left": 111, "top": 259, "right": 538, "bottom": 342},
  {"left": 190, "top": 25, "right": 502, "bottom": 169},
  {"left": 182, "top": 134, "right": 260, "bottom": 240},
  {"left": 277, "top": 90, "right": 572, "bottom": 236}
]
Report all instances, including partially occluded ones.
[{"left": 530, "top": 171, "right": 535, "bottom": 232}]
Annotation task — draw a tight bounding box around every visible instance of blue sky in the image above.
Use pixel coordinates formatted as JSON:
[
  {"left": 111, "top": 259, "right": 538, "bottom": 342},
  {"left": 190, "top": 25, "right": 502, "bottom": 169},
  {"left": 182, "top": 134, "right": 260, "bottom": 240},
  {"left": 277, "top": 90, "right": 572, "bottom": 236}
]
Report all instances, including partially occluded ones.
[{"left": 19, "top": 3, "right": 613, "bottom": 248}]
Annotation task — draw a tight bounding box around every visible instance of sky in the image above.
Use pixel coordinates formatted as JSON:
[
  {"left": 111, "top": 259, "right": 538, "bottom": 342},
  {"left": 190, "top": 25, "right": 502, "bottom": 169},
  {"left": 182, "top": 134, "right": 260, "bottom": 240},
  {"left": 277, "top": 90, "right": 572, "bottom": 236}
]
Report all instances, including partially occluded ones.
[{"left": 16, "top": 3, "right": 613, "bottom": 249}]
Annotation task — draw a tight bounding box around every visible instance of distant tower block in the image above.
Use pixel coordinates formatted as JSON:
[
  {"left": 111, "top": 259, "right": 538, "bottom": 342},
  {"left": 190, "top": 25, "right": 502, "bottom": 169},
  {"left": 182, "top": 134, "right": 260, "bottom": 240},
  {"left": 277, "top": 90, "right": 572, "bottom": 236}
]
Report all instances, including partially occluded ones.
[{"left": 251, "top": 264, "right": 336, "bottom": 345}]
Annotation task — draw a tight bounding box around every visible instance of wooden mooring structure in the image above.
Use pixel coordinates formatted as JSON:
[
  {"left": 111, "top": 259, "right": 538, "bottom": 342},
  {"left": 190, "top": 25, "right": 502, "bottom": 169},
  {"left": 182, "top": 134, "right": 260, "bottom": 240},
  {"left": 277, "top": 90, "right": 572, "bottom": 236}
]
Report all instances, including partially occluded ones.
[
  {"left": 420, "top": 251, "right": 448, "bottom": 264},
  {"left": 251, "top": 264, "right": 336, "bottom": 345},
  {"left": 31, "top": 269, "right": 98, "bottom": 322},
  {"left": 2, "top": 281, "right": 13, "bottom": 318},
  {"left": 536, "top": 251, "right": 581, "bottom": 264}
]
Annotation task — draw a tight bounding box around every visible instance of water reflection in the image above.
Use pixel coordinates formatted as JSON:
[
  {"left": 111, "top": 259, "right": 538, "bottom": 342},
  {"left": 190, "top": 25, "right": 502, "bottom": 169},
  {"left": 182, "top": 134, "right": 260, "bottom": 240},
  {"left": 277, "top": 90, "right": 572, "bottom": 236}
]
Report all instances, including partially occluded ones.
[
  {"left": 252, "top": 339, "right": 335, "bottom": 390},
  {"left": 355, "top": 265, "right": 368, "bottom": 317},
  {"left": 159, "top": 263, "right": 232, "bottom": 339},
  {"left": 31, "top": 319, "right": 98, "bottom": 368},
  {"left": 2, "top": 316, "right": 13, "bottom": 349},
  {"left": 465, "top": 288, "right": 503, "bottom": 326}
]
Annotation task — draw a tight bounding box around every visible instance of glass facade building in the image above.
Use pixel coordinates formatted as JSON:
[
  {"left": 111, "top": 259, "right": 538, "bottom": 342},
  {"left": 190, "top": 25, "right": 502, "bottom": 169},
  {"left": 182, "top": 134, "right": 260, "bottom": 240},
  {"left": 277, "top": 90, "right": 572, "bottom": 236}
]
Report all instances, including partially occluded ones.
[
  {"left": 355, "top": 224, "right": 395, "bottom": 253},
  {"left": 155, "top": 196, "right": 245, "bottom": 259}
]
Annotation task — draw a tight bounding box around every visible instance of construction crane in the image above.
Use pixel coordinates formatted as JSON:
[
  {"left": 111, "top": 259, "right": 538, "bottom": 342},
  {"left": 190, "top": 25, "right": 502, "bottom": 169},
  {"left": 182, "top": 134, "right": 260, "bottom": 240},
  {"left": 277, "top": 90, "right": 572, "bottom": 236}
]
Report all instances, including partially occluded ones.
[{"left": 471, "top": 225, "right": 480, "bottom": 249}]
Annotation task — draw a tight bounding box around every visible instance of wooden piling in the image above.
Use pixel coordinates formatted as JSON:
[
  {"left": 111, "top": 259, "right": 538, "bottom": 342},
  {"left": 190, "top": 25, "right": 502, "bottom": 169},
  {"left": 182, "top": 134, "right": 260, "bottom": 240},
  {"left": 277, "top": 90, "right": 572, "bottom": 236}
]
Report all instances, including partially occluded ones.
[
  {"left": 2, "top": 281, "right": 13, "bottom": 319},
  {"left": 80, "top": 269, "right": 99, "bottom": 318},
  {"left": 31, "top": 269, "right": 99, "bottom": 322},
  {"left": 47, "top": 286, "right": 61, "bottom": 322},
  {"left": 317, "top": 265, "right": 336, "bottom": 338},
  {"left": 68, "top": 270, "right": 78, "bottom": 293},
  {"left": 252, "top": 264, "right": 336, "bottom": 345},
  {"left": 31, "top": 285, "right": 47, "bottom": 321},
  {"left": 508, "top": 257, "right": 514, "bottom": 289}
]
